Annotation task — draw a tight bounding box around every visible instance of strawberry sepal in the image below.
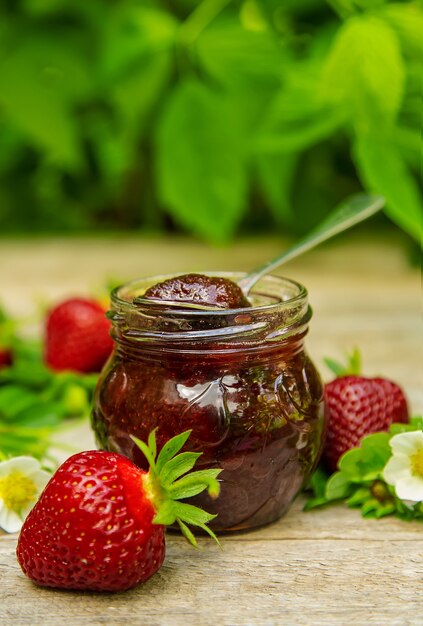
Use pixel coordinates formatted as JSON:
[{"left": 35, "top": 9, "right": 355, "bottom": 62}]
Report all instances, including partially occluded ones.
[{"left": 132, "top": 430, "right": 222, "bottom": 547}]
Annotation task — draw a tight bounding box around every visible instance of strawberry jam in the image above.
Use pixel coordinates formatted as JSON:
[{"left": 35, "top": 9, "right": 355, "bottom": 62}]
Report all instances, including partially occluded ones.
[
  {"left": 92, "top": 273, "right": 325, "bottom": 531},
  {"left": 143, "top": 273, "right": 251, "bottom": 309}
]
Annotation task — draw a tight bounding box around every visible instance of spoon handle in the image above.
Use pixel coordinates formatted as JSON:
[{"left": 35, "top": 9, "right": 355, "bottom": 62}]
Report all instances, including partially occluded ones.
[{"left": 238, "top": 193, "right": 385, "bottom": 295}]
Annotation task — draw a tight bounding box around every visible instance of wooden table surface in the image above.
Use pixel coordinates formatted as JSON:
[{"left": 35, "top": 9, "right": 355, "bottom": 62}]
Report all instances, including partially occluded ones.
[{"left": 0, "top": 231, "right": 422, "bottom": 626}]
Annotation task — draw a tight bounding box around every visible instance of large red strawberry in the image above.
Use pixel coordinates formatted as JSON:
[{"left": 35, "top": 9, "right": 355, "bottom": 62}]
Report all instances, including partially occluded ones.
[
  {"left": 45, "top": 298, "right": 113, "bottom": 373},
  {"left": 323, "top": 352, "right": 409, "bottom": 471},
  {"left": 17, "top": 430, "right": 220, "bottom": 592}
]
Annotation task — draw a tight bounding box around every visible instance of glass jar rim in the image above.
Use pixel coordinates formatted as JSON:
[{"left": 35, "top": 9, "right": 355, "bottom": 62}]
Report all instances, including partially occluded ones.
[
  {"left": 109, "top": 272, "right": 311, "bottom": 354},
  {"left": 111, "top": 272, "right": 308, "bottom": 317}
]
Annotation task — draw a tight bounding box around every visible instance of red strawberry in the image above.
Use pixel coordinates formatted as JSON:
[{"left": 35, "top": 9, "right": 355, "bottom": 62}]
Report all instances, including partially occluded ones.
[
  {"left": 45, "top": 298, "right": 114, "bottom": 373},
  {"left": 17, "top": 430, "right": 220, "bottom": 592},
  {"left": 324, "top": 375, "right": 409, "bottom": 472},
  {"left": 0, "top": 347, "right": 12, "bottom": 369}
]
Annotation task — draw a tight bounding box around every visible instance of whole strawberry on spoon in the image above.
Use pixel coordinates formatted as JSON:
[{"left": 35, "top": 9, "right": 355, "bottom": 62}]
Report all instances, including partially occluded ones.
[{"left": 16, "top": 430, "right": 220, "bottom": 592}]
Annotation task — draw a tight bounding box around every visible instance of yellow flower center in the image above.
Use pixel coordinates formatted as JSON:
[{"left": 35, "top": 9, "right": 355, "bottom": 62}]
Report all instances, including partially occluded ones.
[
  {"left": 0, "top": 470, "right": 37, "bottom": 513},
  {"left": 411, "top": 449, "right": 423, "bottom": 479}
]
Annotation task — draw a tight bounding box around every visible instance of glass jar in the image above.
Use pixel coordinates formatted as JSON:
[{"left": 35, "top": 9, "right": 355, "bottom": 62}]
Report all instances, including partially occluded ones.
[{"left": 92, "top": 273, "right": 326, "bottom": 531}]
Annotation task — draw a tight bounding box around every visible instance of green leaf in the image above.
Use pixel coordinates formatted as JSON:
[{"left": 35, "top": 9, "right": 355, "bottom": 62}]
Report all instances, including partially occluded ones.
[
  {"left": 324, "top": 349, "right": 362, "bottom": 378},
  {"left": 148, "top": 429, "right": 157, "bottom": 462},
  {"left": 393, "top": 126, "right": 421, "bottom": 170},
  {"left": 111, "top": 51, "right": 172, "bottom": 136},
  {"left": 361, "top": 498, "right": 380, "bottom": 517},
  {"left": 303, "top": 496, "right": 330, "bottom": 511},
  {"left": 196, "top": 16, "right": 286, "bottom": 87},
  {"left": 323, "top": 357, "right": 347, "bottom": 378},
  {"left": 374, "top": 502, "right": 396, "bottom": 519},
  {"left": 255, "top": 63, "right": 346, "bottom": 154},
  {"left": 159, "top": 451, "right": 203, "bottom": 487},
  {"left": 325, "top": 471, "right": 353, "bottom": 500},
  {"left": 155, "top": 79, "right": 248, "bottom": 242},
  {"left": 153, "top": 500, "right": 177, "bottom": 526},
  {"left": 346, "top": 487, "right": 371, "bottom": 508},
  {"left": 255, "top": 107, "right": 345, "bottom": 153},
  {"left": 173, "top": 501, "right": 217, "bottom": 527},
  {"left": 381, "top": 2, "right": 423, "bottom": 59},
  {"left": 410, "top": 416, "right": 423, "bottom": 431},
  {"left": 353, "top": 132, "right": 422, "bottom": 242},
  {"left": 131, "top": 435, "right": 157, "bottom": 470},
  {"left": 0, "top": 38, "right": 84, "bottom": 167},
  {"left": 0, "top": 386, "right": 39, "bottom": 419},
  {"left": 169, "top": 469, "right": 221, "bottom": 500},
  {"left": 0, "top": 423, "right": 56, "bottom": 460},
  {"left": 0, "top": 361, "right": 53, "bottom": 388},
  {"left": 101, "top": 6, "right": 178, "bottom": 79},
  {"left": 177, "top": 519, "right": 199, "bottom": 549},
  {"left": 155, "top": 430, "right": 192, "bottom": 474},
  {"left": 321, "top": 15, "right": 405, "bottom": 129},
  {"left": 390, "top": 417, "right": 423, "bottom": 435},
  {"left": 11, "top": 401, "right": 66, "bottom": 428},
  {"left": 360, "top": 432, "right": 391, "bottom": 469},
  {"left": 306, "top": 466, "right": 330, "bottom": 499},
  {"left": 255, "top": 153, "right": 298, "bottom": 225},
  {"left": 337, "top": 448, "right": 365, "bottom": 478}
]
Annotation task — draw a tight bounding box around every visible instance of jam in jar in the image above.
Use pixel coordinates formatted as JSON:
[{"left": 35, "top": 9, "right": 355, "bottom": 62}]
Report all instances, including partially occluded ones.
[{"left": 92, "top": 273, "right": 325, "bottom": 531}]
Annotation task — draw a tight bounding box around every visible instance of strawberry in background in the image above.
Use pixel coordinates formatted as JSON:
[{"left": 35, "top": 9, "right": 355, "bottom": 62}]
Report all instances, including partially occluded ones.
[
  {"left": 323, "top": 350, "right": 409, "bottom": 472},
  {"left": 45, "top": 298, "right": 113, "bottom": 374},
  {"left": 0, "top": 305, "right": 14, "bottom": 369}
]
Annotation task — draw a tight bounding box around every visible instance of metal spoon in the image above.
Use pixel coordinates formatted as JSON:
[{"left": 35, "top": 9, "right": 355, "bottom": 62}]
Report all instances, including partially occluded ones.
[
  {"left": 134, "top": 193, "right": 385, "bottom": 309},
  {"left": 237, "top": 193, "right": 385, "bottom": 295}
]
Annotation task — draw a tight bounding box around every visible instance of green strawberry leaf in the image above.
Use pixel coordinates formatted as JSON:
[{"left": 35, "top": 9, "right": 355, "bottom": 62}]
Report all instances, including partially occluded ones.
[
  {"left": 360, "top": 432, "right": 391, "bottom": 468},
  {"left": 305, "top": 417, "right": 423, "bottom": 522},
  {"left": 159, "top": 451, "right": 203, "bottom": 487},
  {"left": 133, "top": 429, "right": 222, "bottom": 546},
  {"left": 147, "top": 429, "right": 157, "bottom": 462},
  {"left": 390, "top": 416, "right": 423, "bottom": 435},
  {"left": 374, "top": 503, "right": 396, "bottom": 519},
  {"left": 337, "top": 448, "right": 365, "bottom": 478},
  {"left": 169, "top": 469, "right": 221, "bottom": 500},
  {"left": 323, "top": 357, "right": 348, "bottom": 377},
  {"left": 324, "top": 348, "right": 362, "bottom": 378},
  {"left": 177, "top": 519, "right": 199, "bottom": 549},
  {"left": 303, "top": 496, "right": 330, "bottom": 511},
  {"left": 12, "top": 401, "right": 66, "bottom": 428},
  {"left": 325, "top": 471, "right": 354, "bottom": 500},
  {"left": 306, "top": 466, "right": 329, "bottom": 498},
  {"left": 0, "top": 385, "right": 39, "bottom": 419},
  {"left": 153, "top": 500, "right": 177, "bottom": 526},
  {"left": 173, "top": 502, "right": 217, "bottom": 527},
  {"left": 155, "top": 429, "right": 192, "bottom": 473},
  {"left": 131, "top": 435, "right": 157, "bottom": 470},
  {"left": 361, "top": 498, "right": 380, "bottom": 517},
  {"left": 346, "top": 487, "right": 371, "bottom": 508}
]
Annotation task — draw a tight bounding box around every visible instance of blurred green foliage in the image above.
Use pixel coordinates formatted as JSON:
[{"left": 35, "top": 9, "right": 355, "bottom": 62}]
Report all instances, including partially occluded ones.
[{"left": 0, "top": 0, "right": 421, "bottom": 242}]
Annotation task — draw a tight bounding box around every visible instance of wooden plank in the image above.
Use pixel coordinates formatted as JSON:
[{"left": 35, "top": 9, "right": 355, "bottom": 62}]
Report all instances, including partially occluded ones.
[{"left": 1, "top": 529, "right": 422, "bottom": 626}]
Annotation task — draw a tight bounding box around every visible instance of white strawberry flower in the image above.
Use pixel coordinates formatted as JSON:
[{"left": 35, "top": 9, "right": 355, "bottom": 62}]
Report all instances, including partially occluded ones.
[
  {"left": 0, "top": 456, "right": 50, "bottom": 533},
  {"left": 383, "top": 431, "right": 423, "bottom": 503}
]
